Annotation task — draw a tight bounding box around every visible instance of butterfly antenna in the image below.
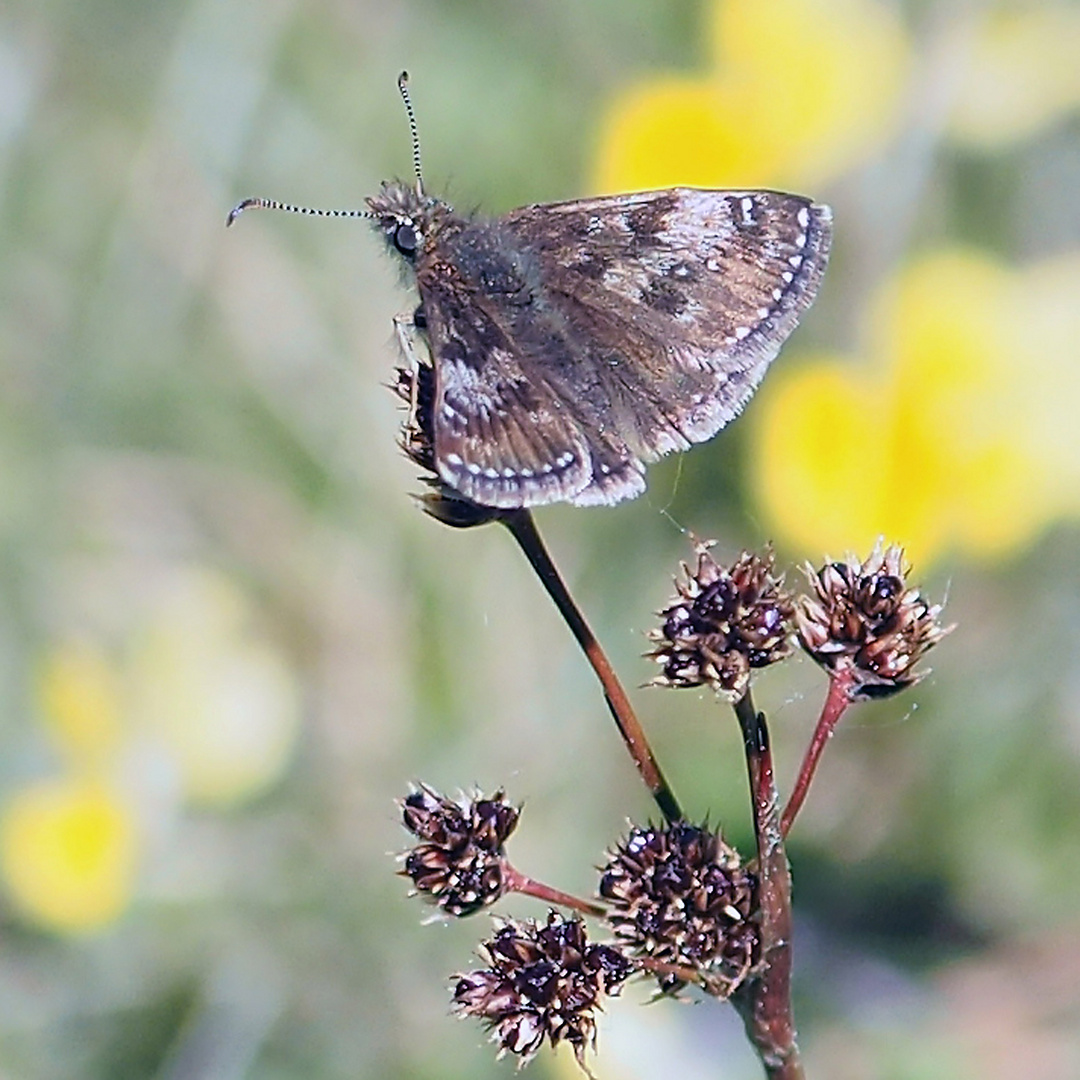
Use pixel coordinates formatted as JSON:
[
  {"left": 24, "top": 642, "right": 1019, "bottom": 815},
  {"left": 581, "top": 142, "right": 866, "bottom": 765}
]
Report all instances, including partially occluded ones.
[
  {"left": 225, "top": 198, "right": 375, "bottom": 227},
  {"left": 397, "top": 70, "right": 425, "bottom": 197}
]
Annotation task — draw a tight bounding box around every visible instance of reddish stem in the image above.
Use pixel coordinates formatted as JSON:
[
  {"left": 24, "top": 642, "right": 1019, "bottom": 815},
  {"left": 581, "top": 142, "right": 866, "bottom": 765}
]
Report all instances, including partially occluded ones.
[
  {"left": 780, "top": 668, "right": 855, "bottom": 838},
  {"left": 502, "top": 862, "right": 607, "bottom": 918},
  {"left": 503, "top": 510, "right": 682, "bottom": 823},
  {"left": 730, "top": 691, "right": 803, "bottom": 1080},
  {"left": 636, "top": 955, "right": 710, "bottom": 986}
]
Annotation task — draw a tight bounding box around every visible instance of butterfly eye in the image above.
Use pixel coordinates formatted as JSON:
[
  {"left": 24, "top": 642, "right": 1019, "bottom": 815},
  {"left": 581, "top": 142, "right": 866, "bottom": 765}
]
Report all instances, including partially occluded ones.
[{"left": 393, "top": 222, "right": 419, "bottom": 257}]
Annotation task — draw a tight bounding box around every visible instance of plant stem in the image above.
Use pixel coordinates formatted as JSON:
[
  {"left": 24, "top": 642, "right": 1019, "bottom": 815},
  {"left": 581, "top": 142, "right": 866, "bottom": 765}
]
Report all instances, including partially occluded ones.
[
  {"left": 502, "top": 863, "right": 607, "bottom": 918},
  {"left": 731, "top": 691, "right": 803, "bottom": 1080},
  {"left": 503, "top": 510, "right": 682, "bottom": 823},
  {"left": 780, "top": 668, "right": 854, "bottom": 838}
]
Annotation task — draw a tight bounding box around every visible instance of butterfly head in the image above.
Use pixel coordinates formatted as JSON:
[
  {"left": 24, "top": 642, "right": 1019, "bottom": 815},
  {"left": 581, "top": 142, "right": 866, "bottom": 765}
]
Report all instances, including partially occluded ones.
[{"left": 365, "top": 180, "right": 446, "bottom": 263}]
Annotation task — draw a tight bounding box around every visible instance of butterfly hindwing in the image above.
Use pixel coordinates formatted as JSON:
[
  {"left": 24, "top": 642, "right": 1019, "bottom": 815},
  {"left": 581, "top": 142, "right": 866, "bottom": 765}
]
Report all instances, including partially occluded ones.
[{"left": 416, "top": 270, "right": 595, "bottom": 508}]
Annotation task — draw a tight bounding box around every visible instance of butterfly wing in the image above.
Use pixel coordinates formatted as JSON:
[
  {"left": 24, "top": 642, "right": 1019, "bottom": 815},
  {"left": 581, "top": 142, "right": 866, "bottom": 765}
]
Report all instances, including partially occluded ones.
[
  {"left": 417, "top": 188, "right": 831, "bottom": 508},
  {"left": 501, "top": 189, "right": 832, "bottom": 478},
  {"left": 414, "top": 257, "right": 597, "bottom": 508}
]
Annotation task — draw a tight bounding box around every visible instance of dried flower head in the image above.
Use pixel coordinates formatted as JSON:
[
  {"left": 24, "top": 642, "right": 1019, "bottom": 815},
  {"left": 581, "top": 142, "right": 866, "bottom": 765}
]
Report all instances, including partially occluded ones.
[
  {"left": 648, "top": 543, "right": 794, "bottom": 700},
  {"left": 797, "top": 541, "right": 951, "bottom": 700},
  {"left": 399, "top": 784, "right": 520, "bottom": 916},
  {"left": 452, "top": 911, "right": 634, "bottom": 1072},
  {"left": 599, "top": 822, "right": 759, "bottom": 998},
  {"left": 392, "top": 363, "right": 505, "bottom": 528},
  {"left": 393, "top": 362, "right": 436, "bottom": 474}
]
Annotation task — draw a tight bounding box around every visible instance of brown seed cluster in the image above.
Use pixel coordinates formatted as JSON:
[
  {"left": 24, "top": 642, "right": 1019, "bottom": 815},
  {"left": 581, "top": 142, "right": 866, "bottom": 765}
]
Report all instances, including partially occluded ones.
[
  {"left": 599, "top": 822, "right": 759, "bottom": 998},
  {"left": 399, "top": 784, "right": 520, "bottom": 916},
  {"left": 797, "top": 542, "right": 951, "bottom": 700},
  {"left": 393, "top": 362, "right": 436, "bottom": 474},
  {"left": 648, "top": 544, "right": 794, "bottom": 700},
  {"left": 452, "top": 912, "right": 634, "bottom": 1071}
]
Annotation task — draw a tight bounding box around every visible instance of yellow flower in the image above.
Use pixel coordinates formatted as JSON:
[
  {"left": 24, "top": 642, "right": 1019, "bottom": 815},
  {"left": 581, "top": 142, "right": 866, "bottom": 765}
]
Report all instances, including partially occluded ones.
[
  {"left": 593, "top": 0, "right": 911, "bottom": 194},
  {"left": 36, "top": 641, "right": 124, "bottom": 769},
  {"left": 128, "top": 567, "right": 301, "bottom": 807},
  {"left": 949, "top": 7, "right": 1080, "bottom": 148},
  {"left": 1, "top": 777, "right": 137, "bottom": 933},
  {"left": 752, "top": 356, "right": 909, "bottom": 559},
  {"left": 751, "top": 248, "right": 1080, "bottom": 565},
  {"left": 1010, "top": 253, "right": 1080, "bottom": 518}
]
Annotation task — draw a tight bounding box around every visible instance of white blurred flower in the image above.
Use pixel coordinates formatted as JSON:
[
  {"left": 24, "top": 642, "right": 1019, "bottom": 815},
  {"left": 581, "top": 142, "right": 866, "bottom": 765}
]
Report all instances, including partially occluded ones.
[{"left": 128, "top": 567, "right": 301, "bottom": 807}]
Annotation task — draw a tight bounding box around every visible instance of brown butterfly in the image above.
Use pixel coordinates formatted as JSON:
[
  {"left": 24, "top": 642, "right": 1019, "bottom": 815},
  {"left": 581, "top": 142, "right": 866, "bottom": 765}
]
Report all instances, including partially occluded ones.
[{"left": 229, "top": 74, "right": 832, "bottom": 510}]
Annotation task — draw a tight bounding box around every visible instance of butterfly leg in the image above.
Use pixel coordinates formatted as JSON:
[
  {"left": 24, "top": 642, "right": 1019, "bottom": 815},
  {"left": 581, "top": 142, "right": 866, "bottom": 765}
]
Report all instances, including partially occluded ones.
[
  {"left": 393, "top": 310, "right": 428, "bottom": 430},
  {"left": 391, "top": 310, "right": 438, "bottom": 471}
]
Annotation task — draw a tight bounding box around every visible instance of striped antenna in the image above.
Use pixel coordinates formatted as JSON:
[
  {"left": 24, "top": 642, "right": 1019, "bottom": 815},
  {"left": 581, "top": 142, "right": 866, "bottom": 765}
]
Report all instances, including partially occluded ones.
[
  {"left": 225, "top": 197, "right": 375, "bottom": 228},
  {"left": 397, "top": 71, "right": 424, "bottom": 196}
]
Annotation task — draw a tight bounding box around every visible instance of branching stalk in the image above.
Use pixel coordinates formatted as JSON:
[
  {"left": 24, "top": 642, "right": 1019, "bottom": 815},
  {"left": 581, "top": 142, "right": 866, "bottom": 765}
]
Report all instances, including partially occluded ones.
[
  {"left": 731, "top": 691, "right": 803, "bottom": 1080},
  {"left": 781, "top": 668, "right": 854, "bottom": 837}
]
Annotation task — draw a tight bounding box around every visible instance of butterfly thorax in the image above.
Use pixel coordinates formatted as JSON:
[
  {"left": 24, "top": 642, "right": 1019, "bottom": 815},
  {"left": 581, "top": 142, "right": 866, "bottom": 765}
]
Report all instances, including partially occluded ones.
[{"left": 369, "top": 181, "right": 540, "bottom": 313}]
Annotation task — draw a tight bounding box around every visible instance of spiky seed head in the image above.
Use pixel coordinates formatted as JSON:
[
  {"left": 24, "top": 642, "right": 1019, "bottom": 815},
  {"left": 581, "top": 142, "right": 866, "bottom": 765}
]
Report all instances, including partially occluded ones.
[
  {"left": 648, "top": 543, "right": 795, "bottom": 700},
  {"left": 599, "top": 822, "right": 759, "bottom": 998},
  {"left": 398, "top": 784, "right": 520, "bottom": 916},
  {"left": 451, "top": 911, "right": 635, "bottom": 1072},
  {"left": 796, "top": 541, "right": 952, "bottom": 700}
]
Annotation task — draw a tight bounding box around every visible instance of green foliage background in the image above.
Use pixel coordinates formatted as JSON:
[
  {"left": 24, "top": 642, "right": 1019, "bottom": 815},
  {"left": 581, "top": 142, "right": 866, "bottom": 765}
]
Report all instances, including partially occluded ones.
[{"left": 0, "top": 1, "right": 1078, "bottom": 1077}]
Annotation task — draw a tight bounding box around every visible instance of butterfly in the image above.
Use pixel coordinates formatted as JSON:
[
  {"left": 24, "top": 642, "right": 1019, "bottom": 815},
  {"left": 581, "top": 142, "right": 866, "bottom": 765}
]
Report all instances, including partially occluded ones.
[{"left": 229, "top": 74, "right": 832, "bottom": 510}]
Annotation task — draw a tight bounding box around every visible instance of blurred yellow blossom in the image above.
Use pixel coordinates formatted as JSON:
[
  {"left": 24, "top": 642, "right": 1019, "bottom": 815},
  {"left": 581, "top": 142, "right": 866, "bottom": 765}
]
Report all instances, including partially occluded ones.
[
  {"left": 593, "top": 0, "right": 911, "bottom": 194},
  {"left": 128, "top": 567, "right": 302, "bottom": 807},
  {"left": 1, "top": 564, "right": 302, "bottom": 931},
  {"left": 751, "top": 248, "right": 1080, "bottom": 565},
  {"left": 1, "top": 777, "right": 137, "bottom": 933},
  {"left": 950, "top": 7, "right": 1080, "bottom": 148},
  {"left": 1010, "top": 254, "right": 1080, "bottom": 515},
  {"left": 36, "top": 641, "right": 124, "bottom": 769}
]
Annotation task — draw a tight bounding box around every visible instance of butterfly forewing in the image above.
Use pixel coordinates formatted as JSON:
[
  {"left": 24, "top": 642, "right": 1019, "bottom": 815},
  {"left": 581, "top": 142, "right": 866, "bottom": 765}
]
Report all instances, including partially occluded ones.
[{"left": 416, "top": 187, "right": 832, "bottom": 509}]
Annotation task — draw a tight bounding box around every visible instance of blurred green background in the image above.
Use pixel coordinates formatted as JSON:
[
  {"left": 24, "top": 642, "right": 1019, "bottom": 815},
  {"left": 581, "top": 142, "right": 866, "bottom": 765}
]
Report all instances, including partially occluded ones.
[{"left": 1, "top": 0, "right": 1079, "bottom": 1077}]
